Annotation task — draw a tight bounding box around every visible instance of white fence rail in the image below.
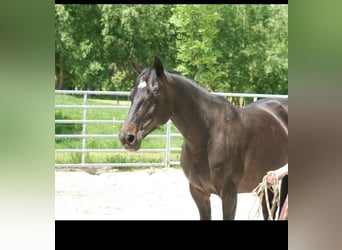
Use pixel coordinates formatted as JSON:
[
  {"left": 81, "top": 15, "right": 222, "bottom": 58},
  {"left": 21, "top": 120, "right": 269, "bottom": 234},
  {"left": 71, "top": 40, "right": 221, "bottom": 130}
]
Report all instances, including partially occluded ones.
[{"left": 55, "top": 90, "right": 287, "bottom": 169}]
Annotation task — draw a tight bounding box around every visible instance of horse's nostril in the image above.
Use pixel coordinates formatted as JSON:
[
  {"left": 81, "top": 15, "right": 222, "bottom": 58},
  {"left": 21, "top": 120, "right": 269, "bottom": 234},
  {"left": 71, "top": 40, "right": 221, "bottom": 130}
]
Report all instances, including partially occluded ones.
[{"left": 126, "top": 134, "right": 136, "bottom": 144}]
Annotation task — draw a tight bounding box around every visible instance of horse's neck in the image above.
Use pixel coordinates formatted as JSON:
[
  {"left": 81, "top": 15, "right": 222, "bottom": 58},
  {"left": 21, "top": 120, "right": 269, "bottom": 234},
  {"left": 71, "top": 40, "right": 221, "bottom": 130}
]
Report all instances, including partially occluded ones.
[{"left": 169, "top": 76, "right": 214, "bottom": 147}]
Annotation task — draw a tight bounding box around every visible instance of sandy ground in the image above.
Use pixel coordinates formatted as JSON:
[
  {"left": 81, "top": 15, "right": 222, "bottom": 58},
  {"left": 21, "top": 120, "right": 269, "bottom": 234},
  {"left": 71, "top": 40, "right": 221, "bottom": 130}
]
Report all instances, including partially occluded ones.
[{"left": 55, "top": 168, "right": 264, "bottom": 220}]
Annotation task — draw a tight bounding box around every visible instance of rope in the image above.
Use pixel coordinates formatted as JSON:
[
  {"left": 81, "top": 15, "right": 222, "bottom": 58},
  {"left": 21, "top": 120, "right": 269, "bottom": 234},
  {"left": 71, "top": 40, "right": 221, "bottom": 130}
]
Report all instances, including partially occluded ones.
[{"left": 249, "top": 175, "right": 281, "bottom": 220}]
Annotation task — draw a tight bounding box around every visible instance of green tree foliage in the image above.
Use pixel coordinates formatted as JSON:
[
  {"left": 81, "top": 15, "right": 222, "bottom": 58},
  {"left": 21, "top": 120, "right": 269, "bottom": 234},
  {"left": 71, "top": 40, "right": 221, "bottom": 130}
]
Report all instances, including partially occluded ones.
[
  {"left": 171, "top": 4, "right": 288, "bottom": 94},
  {"left": 55, "top": 4, "right": 287, "bottom": 94},
  {"left": 170, "top": 5, "right": 224, "bottom": 91},
  {"left": 99, "top": 4, "right": 177, "bottom": 91},
  {"left": 55, "top": 5, "right": 105, "bottom": 90}
]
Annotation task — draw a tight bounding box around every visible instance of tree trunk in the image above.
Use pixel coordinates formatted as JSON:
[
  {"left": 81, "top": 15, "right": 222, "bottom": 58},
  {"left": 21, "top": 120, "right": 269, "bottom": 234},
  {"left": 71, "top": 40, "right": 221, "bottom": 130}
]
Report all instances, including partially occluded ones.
[{"left": 56, "top": 55, "right": 65, "bottom": 90}]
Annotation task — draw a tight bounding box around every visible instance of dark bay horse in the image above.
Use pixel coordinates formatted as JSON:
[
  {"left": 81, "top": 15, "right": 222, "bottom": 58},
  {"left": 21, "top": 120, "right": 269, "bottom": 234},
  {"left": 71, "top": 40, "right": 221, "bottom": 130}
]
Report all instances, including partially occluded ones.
[{"left": 119, "top": 56, "right": 288, "bottom": 220}]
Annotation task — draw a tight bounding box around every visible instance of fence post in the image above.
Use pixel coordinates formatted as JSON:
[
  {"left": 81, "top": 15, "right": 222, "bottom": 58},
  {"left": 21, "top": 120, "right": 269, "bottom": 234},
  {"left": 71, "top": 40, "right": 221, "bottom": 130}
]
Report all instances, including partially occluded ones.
[
  {"left": 165, "top": 119, "right": 172, "bottom": 168},
  {"left": 81, "top": 94, "right": 88, "bottom": 165}
]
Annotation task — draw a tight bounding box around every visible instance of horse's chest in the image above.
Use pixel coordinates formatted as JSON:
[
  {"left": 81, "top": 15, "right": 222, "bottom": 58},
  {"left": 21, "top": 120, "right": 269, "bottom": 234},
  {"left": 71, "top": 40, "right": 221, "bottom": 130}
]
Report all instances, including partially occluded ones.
[{"left": 181, "top": 147, "right": 216, "bottom": 192}]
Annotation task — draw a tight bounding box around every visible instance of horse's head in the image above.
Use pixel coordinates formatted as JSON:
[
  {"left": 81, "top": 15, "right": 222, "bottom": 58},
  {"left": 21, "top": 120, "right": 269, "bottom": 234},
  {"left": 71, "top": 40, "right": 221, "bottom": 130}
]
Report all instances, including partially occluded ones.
[{"left": 119, "top": 56, "right": 174, "bottom": 151}]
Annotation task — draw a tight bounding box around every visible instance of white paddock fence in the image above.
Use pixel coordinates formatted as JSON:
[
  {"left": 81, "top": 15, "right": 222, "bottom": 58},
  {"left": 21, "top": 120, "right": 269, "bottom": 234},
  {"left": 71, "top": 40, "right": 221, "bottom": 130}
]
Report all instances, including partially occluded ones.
[{"left": 55, "top": 90, "right": 287, "bottom": 169}]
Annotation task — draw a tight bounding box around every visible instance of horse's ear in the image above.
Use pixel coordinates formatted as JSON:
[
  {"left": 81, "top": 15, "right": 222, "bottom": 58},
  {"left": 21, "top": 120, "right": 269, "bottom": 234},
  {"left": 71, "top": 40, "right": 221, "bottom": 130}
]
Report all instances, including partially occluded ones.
[
  {"left": 153, "top": 56, "right": 164, "bottom": 78},
  {"left": 129, "top": 57, "right": 143, "bottom": 74}
]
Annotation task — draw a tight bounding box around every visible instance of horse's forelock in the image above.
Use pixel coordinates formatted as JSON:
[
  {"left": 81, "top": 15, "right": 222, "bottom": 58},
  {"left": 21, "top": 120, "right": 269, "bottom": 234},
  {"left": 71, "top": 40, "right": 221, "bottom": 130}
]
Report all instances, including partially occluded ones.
[{"left": 137, "top": 66, "right": 174, "bottom": 90}]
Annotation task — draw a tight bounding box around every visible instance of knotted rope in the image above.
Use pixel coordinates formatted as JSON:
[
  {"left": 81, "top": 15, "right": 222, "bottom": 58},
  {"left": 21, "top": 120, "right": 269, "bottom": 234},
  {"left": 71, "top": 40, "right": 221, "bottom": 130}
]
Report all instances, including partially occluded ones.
[{"left": 249, "top": 175, "right": 281, "bottom": 220}]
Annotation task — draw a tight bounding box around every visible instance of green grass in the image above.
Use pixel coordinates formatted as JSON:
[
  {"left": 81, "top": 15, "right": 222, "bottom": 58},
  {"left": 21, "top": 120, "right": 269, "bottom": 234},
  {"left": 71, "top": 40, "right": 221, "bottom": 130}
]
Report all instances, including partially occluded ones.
[{"left": 55, "top": 94, "right": 183, "bottom": 166}]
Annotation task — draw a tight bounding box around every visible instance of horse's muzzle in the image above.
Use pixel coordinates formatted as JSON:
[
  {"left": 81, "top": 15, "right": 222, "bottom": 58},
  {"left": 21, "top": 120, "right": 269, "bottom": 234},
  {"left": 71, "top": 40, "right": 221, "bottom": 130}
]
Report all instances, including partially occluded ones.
[{"left": 119, "top": 124, "right": 142, "bottom": 151}]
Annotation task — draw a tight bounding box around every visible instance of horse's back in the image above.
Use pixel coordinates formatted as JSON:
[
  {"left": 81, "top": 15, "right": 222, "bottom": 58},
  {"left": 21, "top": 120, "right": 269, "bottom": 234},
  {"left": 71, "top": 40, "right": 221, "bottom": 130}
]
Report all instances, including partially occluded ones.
[
  {"left": 250, "top": 97, "right": 288, "bottom": 117},
  {"left": 245, "top": 97, "right": 288, "bottom": 131}
]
